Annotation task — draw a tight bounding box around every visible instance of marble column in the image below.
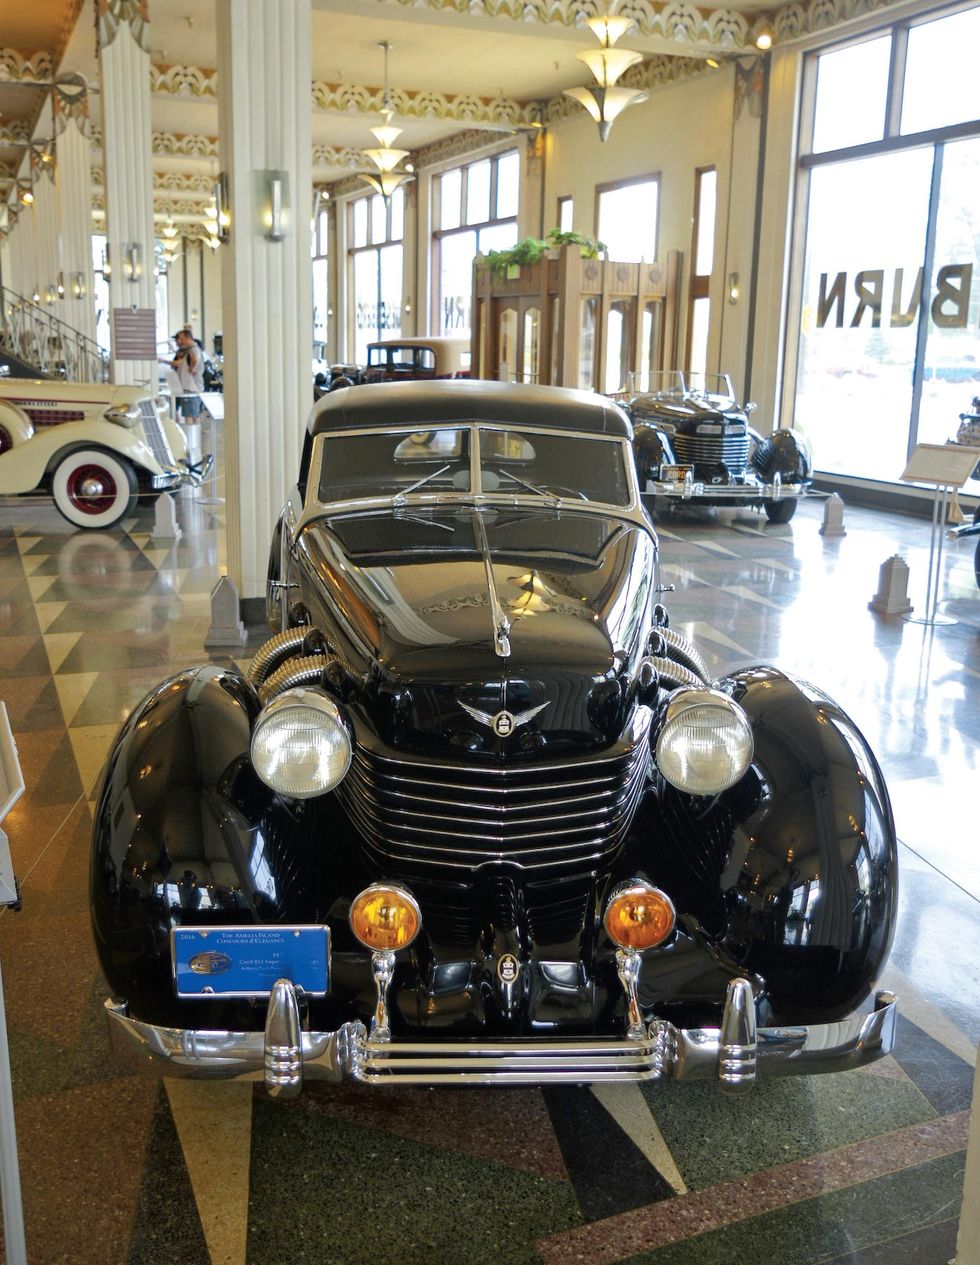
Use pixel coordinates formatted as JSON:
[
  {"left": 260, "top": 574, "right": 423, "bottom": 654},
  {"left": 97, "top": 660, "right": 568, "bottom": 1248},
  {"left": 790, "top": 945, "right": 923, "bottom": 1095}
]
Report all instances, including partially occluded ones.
[
  {"left": 216, "top": 0, "right": 312, "bottom": 599},
  {"left": 30, "top": 132, "right": 62, "bottom": 320},
  {"left": 54, "top": 80, "right": 98, "bottom": 346},
  {"left": 96, "top": 0, "right": 156, "bottom": 385}
]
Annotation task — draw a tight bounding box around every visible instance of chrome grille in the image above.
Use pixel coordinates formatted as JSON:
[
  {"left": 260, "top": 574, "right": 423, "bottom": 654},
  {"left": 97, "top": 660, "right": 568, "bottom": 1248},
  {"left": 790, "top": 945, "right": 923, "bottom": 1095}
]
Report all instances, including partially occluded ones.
[
  {"left": 138, "top": 400, "right": 175, "bottom": 468},
  {"left": 336, "top": 721, "right": 651, "bottom": 872},
  {"left": 672, "top": 432, "right": 748, "bottom": 476}
]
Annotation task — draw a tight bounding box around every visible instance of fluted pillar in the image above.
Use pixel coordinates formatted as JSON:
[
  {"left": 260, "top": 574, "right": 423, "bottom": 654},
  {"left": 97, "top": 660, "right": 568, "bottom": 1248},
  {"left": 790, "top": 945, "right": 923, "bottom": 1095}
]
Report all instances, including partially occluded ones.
[
  {"left": 217, "top": 0, "right": 312, "bottom": 598},
  {"left": 96, "top": 0, "right": 156, "bottom": 385},
  {"left": 54, "top": 79, "right": 97, "bottom": 345},
  {"left": 30, "top": 137, "right": 61, "bottom": 318}
]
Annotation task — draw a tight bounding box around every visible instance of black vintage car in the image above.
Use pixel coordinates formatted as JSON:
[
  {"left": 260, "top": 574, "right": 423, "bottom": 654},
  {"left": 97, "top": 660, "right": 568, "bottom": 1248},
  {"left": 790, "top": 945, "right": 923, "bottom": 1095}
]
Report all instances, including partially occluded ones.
[
  {"left": 92, "top": 381, "right": 897, "bottom": 1098},
  {"left": 628, "top": 372, "right": 812, "bottom": 522}
]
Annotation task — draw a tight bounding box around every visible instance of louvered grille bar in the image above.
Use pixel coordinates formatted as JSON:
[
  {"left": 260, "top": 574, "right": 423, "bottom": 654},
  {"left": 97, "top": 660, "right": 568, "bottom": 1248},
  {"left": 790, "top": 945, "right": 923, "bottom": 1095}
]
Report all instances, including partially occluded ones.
[
  {"left": 138, "top": 400, "right": 175, "bottom": 467},
  {"left": 672, "top": 432, "right": 748, "bottom": 476},
  {"left": 336, "top": 727, "right": 650, "bottom": 871}
]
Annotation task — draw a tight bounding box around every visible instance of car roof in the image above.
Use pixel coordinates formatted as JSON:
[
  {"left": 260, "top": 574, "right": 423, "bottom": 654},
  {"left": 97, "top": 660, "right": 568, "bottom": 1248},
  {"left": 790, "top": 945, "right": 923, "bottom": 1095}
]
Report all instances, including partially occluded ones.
[
  {"left": 308, "top": 380, "right": 632, "bottom": 437},
  {"left": 367, "top": 337, "right": 468, "bottom": 350}
]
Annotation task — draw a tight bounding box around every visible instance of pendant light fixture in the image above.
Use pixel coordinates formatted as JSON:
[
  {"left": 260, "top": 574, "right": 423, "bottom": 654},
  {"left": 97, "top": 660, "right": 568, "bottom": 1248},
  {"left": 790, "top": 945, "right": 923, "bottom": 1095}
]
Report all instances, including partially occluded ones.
[
  {"left": 563, "top": 13, "right": 648, "bottom": 142},
  {"left": 361, "top": 41, "right": 414, "bottom": 200}
]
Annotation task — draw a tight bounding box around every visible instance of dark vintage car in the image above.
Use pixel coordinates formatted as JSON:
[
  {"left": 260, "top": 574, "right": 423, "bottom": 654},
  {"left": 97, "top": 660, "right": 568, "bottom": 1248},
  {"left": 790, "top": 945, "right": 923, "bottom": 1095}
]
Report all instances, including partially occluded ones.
[
  {"left": 92, "top": 381, "right": 897, "bottom": 1097},
  {"left": 627, "top": 372, "right": 812, "bottom": 523}
]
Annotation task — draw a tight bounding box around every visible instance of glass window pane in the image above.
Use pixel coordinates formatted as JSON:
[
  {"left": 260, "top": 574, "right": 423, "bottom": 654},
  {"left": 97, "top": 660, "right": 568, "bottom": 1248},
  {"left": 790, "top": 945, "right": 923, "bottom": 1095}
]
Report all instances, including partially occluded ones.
[
  {"left": 559, "top": 197, "right": 573, "bottom": 233},
  {"left": 579, "top": 297, "right": 597, "bottom": 389},
  {"left": 478, "top": 221, "right": 518, "bottom": 254},
  {"left": 795, "top": 148, "right": 933, "bottom": 481},
  {"left": 598, "top": 181, "right": 658, "bottom": 263},
  {"left": 317, "top": 209, "right": 329, "bottom": 256},
  {"left": 915, "top": 135, "right": 980, "bottom": 494},
  {"left": 498, "top": 308, "right": 518, "bottom": 381},
  {"left": 694, "top": 170, "right": 716, "bottom": 275},
  {"left": 466, "top": 159, "right": 491, "bottom": 224},
  {"left": 312, "top": 258, "right": 329, "bottom": 342},
  {"left": 371, "top": 195, "right": 387, "bottom": 244},
  {"left": 440, "top": 169, "right": 461, "bottom": 230},
  {"left": 811, "top": 36, "right": 891, "bottom": 153},
  {"left": 352, "top": 198, "right": 368, "bottom": 248},
  {"left": 379, "top": 243, "right": 403, "bottom": 341},
  {"left": 353, "top": 251, "right": 380, "bottom": 364},
  {"left": 389, "top": 187, "right": 404, "bottom": 242},
  {"left": 522, "top": 307, "right": 540, "bottom": 384},
  {"left": 689, "top": 298, "right": 710, "bottom": 378},
  {"left": 439, "top": 230, "right": 477, "bottom": 337},
  {"left": 495, "top": 151, "right": 520, "bottom": 220},
  {"left": 902, "top": 9, "right": 980, "bottom": 135}
]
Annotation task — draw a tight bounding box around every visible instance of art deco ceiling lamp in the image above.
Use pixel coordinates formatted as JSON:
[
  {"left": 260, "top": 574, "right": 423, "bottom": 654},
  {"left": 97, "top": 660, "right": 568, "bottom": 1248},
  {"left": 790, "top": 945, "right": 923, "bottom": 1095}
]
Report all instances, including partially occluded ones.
[
  {"left": 563, "top": 13, "right": 648, "bottom": 142},
  {"left": 361, "top": 42, "right": 413, "bottom": 200}
]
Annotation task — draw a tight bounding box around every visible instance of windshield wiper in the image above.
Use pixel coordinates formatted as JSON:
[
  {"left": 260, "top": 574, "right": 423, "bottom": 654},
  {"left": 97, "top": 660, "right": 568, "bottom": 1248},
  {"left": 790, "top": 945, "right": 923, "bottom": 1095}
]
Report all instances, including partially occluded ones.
[
  {"left": 494, "top": 468, "right": 560, "bottom": 507},
  {"left": 394, "top": 463, "right": 451, "bottom": 505}
]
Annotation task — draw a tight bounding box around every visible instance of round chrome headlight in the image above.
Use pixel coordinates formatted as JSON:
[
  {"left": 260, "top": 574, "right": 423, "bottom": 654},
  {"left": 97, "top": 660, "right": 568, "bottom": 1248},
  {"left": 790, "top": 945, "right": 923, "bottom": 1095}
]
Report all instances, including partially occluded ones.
[
  {"left": 655, "top": 688, "right": 753, "bottom": 796},
  {"left": 250, "top": 687, "right": 351, "bottom": 799}
]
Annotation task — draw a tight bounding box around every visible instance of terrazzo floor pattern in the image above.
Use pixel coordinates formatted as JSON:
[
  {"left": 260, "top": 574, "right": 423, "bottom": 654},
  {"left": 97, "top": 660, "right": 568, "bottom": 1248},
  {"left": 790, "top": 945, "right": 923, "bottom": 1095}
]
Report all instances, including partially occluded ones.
[{"left": 0, "top": 486, "right": 975, "bottom": 1265}]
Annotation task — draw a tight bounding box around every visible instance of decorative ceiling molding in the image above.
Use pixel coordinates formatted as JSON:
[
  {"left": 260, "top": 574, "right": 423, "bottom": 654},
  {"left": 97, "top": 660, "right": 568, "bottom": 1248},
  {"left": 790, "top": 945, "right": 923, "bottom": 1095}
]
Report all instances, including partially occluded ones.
[
  {"left": 412, "top": 128, "right": 521, "bottom": 170},
  {"left": 149, "top": 63, "right": 216, "bottom": 97},
  {"left": 149, "top": 62, "right": 544, "bottom": 125},
  {"left": 91, "top": 191, "right": 211, "bottom": 218},
  {"left": 91, "top": 168, "right": 215, "bottom": 195},
  {"left": 0, "top": 49, "right": 54, "bottom": 81},
  {"left": 312, "top": 145, "right": 366, "bottom": 170},
  {"left": 0, "top": 123, "right": 32, "bottom": 146},
  {"left": 91, "top": 127, "right": 220, "bottom": 158},
  {"left": 311, "top": 81, "right": 544, "bottom": 127}
]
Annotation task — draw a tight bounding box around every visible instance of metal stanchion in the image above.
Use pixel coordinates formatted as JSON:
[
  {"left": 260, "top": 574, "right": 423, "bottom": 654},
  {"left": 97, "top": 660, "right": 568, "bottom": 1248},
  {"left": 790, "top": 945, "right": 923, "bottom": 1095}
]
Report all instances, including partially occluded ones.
[
  {"left": 0, "top": 704, "right": 27, "bottom": 1265},
  {"left": 198, "top": 393, "right": 224, "bottom": 507},
  {"left": 901, "top": 444, "right": 980, "bottom": 628}
]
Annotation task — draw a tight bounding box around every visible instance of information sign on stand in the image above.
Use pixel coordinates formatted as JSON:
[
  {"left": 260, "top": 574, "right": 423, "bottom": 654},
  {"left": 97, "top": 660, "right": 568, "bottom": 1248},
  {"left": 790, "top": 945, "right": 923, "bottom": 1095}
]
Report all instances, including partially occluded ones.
[
  {"left": 0, "top": 703, "right": 27, "bottom": 1265},
  {"left": 900, "top": 443, "right": 980, "bottom": 626}
]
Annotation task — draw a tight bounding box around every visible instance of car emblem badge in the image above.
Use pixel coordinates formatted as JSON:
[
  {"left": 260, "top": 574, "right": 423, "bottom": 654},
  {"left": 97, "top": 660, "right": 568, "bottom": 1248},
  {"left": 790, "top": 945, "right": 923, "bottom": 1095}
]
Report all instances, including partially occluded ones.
[
  {"left": 188, "top": 951, "right": 233, "bottom": 976},
  {"left": 497, "top": 954, "right": 520, "bottom": 985},
  {"left": 459, "top": 700, "right": 549, "bottom": 738}
]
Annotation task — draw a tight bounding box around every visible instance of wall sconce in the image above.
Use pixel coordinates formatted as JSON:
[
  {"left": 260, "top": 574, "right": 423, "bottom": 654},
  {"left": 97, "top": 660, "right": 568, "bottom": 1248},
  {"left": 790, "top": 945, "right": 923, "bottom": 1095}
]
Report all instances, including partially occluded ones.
[
  {"left": 18, "top": 184, "right": 34, "bottom": 207},
  {"left": 213, "top": 172, "right": 230, "bottom": 243},
  {"left": 123, "top": 242, "right": 142, "bottom": 283},
  {"left": 261, "top": 170, "right": 289, "bottom": 242},
  {"left": 728, "top": 273, "right": 740, "bottom": 305},
  {"left": 754, "top": 23, "right": 774, "bottom": 49},
  {"left": 57, "top": 273, "right": 65, "bottom": 299},
  {"left": 44, "top": 284, "right": 56, "bottom": 304},
  {"left": 404, "top": 300, "right": 412, "bottom": 315},
  {"left": 101, "top": 245, "right": 111, "bottom": 280},
  {"left": 72, "top": 272, "right": 85, "bottom": 299},
  {"left": 31, "top": 284, "right": 41, "bottom": 303}
]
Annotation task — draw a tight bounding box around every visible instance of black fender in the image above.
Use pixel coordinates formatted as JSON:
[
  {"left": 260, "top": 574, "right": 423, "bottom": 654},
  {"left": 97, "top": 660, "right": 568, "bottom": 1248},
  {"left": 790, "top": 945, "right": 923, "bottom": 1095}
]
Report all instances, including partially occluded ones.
[
  {"left": 642, "top": 666, "right": 897, "bottom": 1025},
  {"left": 750, "top": 429, "right": 812, "bottom": 484},
  {"left": 630, "top": 422, "right": 677, "bottom": 481},
  {"left": 90, "top": 665, "right": 366, "bottom": 1028}
]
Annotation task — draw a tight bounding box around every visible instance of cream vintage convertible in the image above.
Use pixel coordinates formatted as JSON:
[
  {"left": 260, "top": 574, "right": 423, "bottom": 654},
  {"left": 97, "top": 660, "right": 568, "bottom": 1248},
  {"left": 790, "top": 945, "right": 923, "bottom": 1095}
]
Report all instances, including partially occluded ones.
[{"left": 0, "top": 378, "right": 204, "bottom": 528}]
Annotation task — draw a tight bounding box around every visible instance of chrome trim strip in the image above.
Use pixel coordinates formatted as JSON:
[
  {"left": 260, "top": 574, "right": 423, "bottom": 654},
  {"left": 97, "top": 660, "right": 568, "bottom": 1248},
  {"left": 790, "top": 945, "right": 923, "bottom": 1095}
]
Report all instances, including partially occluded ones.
[
  {"left": 472, "top": 509, "right": 511, "bottom": 659},
  {"left": 105, "top": 992, "right": 898, "bottom": 1088},
  {"left": 647, "top": 480, "right": 807, "bottom": 500}
]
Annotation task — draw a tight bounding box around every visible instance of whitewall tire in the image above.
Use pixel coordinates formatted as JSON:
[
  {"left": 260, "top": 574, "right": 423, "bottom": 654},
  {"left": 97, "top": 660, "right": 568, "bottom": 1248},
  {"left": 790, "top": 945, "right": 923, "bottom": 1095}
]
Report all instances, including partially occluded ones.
[{"left": 50, "top": 449, "right": 139, "bottom": 529}]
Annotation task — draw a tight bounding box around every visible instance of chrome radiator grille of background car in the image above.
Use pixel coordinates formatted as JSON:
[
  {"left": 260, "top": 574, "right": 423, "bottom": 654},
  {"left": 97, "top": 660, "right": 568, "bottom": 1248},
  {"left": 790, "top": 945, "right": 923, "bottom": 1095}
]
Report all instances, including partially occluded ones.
[
  {"left": 337, "top": 727, "right": 650, "bottom": 871},
  {"left": 672, "top": 432, "right": 749, "bottom": 475},
  {"left": 138, "top": 400, "right": 175, "bottom": 467}
]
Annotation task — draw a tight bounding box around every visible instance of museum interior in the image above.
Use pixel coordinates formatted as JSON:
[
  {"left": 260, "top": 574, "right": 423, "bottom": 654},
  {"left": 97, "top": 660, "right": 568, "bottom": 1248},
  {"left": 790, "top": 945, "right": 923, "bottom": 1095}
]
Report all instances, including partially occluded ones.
[{"left": 0, "top": 0, "right": 978, "bottom": 1262}]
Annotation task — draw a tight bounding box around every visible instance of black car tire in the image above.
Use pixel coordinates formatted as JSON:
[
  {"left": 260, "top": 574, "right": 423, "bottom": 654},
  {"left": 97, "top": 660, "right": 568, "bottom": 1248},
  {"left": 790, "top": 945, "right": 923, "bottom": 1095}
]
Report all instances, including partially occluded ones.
[
  {"left": 764, "top": 498, "right": 797, "bottom": 524},
  {"left": 50, "top": 448, "right": 138, "bottom": 529}
]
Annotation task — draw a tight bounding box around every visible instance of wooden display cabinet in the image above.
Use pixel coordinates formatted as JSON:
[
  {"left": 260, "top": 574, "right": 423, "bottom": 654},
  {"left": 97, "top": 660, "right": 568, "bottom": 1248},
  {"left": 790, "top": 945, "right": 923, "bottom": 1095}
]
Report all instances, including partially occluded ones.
[{"left": 470, "top": 244, "right": 682, "bottom": 392}]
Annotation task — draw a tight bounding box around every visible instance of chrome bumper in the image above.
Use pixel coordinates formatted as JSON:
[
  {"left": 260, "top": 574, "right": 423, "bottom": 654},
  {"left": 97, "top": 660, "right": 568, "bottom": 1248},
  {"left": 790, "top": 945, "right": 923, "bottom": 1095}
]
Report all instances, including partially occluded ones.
[
  {"left": 647, "top": 472, "right": 808, "bottom": 501},
  {"left": 105, "top": 985, "right": 897, "bottom": 1099},
  {"left": 149, "top": 455, "right": 214, "bottom": 492}
]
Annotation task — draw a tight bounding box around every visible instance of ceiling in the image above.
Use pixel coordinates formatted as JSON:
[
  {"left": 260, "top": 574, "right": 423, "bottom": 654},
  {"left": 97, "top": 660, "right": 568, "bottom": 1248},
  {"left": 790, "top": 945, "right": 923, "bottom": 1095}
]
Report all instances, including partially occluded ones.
[{"left": 1, "top": 0, "right": 816, "bottom": 227}]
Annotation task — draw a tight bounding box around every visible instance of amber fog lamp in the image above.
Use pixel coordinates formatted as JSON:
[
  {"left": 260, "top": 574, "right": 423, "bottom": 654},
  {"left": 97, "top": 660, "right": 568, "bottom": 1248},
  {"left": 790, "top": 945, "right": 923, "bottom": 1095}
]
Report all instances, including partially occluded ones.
[
  {"left": 604, "top": 883, "right": 675, "bottom": 951},
  {"left": 350, "top": 884, "right": 421, "bottom": 952}
]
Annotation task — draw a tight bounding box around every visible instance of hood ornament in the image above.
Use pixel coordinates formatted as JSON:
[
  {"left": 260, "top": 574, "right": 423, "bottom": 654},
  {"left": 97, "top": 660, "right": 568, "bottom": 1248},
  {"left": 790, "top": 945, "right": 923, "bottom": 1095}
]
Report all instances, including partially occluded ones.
[
  {"left": 472, "top": 510, "right": 511, "bottom": 658},
  {"left": 460, "top": 700, "right": 548, "bottom": 739}
]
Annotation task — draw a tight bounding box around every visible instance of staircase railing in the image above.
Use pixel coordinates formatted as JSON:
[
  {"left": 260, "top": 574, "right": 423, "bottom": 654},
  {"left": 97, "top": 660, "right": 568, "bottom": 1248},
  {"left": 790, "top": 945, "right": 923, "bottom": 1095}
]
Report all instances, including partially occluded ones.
[{"left": 0, "top": 286, "right": 110, "bottom": 384}]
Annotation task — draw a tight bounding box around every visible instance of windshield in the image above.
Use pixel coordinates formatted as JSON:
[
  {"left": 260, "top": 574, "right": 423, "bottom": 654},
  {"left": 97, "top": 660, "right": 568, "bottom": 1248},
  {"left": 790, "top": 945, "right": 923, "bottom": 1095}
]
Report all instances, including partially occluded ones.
[{"left": 316, "top": 424, "right": 631, "bottom": 507}]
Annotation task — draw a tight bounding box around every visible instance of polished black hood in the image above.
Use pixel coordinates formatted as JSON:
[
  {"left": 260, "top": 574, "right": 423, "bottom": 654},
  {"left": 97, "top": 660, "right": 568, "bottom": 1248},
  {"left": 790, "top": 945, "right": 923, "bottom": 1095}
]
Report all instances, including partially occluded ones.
[
  {"left": 295, "top": 506, "right": 657, "bottom": 755},
  {"left": 629, "top": 394, "right": 747, "bottom": 434}
]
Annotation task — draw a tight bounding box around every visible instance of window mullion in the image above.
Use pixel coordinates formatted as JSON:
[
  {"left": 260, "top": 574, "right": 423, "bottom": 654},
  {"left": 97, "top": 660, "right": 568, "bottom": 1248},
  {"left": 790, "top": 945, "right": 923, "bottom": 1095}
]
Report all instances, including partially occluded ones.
[
  {"left": 907, "top": 142, "right": 945, "bottom": 458},
  {"left": 885, "top": 25, "right": 908, "bottom": 138}
]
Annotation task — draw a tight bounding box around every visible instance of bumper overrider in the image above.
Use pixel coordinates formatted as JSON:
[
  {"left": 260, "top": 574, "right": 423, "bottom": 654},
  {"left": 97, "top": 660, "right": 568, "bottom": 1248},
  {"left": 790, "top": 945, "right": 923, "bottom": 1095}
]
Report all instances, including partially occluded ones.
[
  {"left": 104, "top": 980, "right": 898, "bottom": 1100},
  {"left": 148, "top": 455, "right": 215, "bottom": 492}
]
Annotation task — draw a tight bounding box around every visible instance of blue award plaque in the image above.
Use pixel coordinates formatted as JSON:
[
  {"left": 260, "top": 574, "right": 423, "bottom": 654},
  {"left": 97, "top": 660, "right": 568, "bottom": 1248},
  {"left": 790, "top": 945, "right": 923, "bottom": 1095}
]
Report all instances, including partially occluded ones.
[{"left": 171, "top": 926, "right": 330, "bottom": 998}]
